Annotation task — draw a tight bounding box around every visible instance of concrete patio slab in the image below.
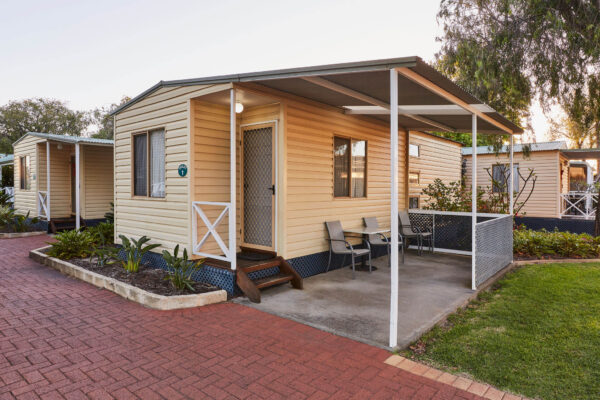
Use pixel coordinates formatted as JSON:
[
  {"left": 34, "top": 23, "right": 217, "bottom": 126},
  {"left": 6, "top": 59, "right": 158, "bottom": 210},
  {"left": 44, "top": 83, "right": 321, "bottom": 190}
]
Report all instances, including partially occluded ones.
[{"left": 235, "top": 251, "right": 475, "bottom": 349}]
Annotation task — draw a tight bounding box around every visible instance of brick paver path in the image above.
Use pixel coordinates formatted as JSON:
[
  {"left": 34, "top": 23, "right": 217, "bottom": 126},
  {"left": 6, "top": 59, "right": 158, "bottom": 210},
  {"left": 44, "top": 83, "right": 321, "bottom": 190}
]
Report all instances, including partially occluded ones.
[{"left": 0, "top": 236, "right": 482, "bottom": 399}]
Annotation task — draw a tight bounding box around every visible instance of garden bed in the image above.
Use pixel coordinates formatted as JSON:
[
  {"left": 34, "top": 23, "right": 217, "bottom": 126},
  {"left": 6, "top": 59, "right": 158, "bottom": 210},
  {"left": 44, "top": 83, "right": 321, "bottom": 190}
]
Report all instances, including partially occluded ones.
[{"left": 30, "top": 246, "right": 227, "bottom": 310}]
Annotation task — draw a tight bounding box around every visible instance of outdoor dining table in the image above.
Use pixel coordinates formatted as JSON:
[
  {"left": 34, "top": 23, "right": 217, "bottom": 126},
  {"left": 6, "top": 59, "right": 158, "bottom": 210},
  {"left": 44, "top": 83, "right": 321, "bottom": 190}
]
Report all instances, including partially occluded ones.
[{"left": 342, "top": 227, "right": 391, "bottom": 271}]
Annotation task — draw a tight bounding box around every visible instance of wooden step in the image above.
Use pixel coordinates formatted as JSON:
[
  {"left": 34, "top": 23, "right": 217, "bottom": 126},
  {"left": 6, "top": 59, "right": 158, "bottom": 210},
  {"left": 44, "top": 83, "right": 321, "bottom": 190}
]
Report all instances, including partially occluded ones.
[
  {"left": 235, "top": 256, "right": 303, "bottom": 303},
  {"left": 254, "top": 273, "right": 293, "bottom": 289}
]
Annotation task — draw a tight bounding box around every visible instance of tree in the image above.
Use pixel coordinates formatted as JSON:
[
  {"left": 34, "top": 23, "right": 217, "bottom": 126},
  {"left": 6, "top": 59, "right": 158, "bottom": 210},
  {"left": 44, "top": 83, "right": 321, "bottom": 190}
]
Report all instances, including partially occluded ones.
[
  {"left": 436, "top": 0, "right": 600, "bottom": 146},
  {"left": 548, "top": 110, "right": 594, "bottom": 148},
  {"left": 90, "top": 96, "right": 130, "bottom": 139},
  {"left": 0, "top": 98, "right": 90, "bottom": 154}
]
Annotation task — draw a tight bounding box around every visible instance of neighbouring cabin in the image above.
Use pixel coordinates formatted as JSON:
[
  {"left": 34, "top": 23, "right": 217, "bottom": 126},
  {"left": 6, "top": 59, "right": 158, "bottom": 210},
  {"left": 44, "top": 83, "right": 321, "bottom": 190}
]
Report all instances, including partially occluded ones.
[
  {"left": 12, "top": 132, "right": 114, "bottom": 231},
  {"left": 407, "top": 132, "right": 462, "bottom": 209},
  {"left": 463, "top": 142, "right": 600, "bottom": 219},
  {"left": 111, "top": 56, "right": 522, "bottom": 314}
]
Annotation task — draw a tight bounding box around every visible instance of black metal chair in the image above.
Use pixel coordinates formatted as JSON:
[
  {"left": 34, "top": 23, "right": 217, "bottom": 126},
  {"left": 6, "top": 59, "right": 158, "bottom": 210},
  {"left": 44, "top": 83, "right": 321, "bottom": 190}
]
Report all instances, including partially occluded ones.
[
  {"left": 363, "top": 217, "right": 404, "bottom": 264},
  {"left": 325, "top": 220, "right": 371, "bottom": 279}
]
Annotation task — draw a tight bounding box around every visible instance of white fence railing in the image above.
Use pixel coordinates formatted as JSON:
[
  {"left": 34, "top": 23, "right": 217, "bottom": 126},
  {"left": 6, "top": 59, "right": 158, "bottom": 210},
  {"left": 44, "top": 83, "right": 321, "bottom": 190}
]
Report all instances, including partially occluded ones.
[
  {"left": 1, "top": 187, "right": 14, "bottom": 204},
  {"left": 560, "top": 192, "right": 597, "bottom": 219},
  {"left": 38, "top": 191, "right": 49, "bottom": 220},
  {"left": 191, "top": 201, "right": 233, "bottom": 262}
]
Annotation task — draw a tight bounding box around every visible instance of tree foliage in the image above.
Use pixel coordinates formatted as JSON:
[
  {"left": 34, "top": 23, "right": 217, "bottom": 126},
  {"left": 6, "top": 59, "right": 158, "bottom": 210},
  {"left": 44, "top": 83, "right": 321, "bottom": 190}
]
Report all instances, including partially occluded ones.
[
  {"left": 0, "top": 98, "right": 90, "bottom": 154},
  {"left": 90, "top": 96, "right": 130, "bottom": 139},
  {"left": 436, "top": 0, "right": 600, "bottom": 146}
]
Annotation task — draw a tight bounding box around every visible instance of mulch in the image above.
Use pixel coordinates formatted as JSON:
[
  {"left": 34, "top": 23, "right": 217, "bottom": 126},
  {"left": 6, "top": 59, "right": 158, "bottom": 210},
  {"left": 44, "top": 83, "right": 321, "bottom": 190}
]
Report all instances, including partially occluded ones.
[{"left": 67, "top": 257, "right": 220, "bottom": 296}]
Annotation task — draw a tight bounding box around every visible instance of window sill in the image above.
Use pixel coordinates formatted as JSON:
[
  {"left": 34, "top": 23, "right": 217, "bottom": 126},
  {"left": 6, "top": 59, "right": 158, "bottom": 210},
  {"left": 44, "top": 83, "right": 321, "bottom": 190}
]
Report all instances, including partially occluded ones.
[{"left": 130, "top": 196, "right": 167, "bottom": 201}]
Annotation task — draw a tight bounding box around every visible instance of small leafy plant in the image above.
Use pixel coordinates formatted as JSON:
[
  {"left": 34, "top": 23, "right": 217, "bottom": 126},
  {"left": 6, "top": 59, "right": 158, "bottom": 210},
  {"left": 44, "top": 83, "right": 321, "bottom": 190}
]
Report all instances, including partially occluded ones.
[
  {"left": 0, "top": 190, "right": 12, "bottom": 207},
  {"left": 0, "top": 205, "right": 14, "bottom": 227},
  {"left": 119, "top": 235, "right": 161, "bottom": 273},
  {"left": 513, "top": 226, "right": 600, "bottom": 259},
  {"left": 47, "top": 229, "right": 94, "bottom": 259},
  {"left": 91, "top": 246, "right": 119, "bottom": 267},
  {"left": 12, "top": 211, "right": 40, "bottom": 232},
  {"left": 162, "top": 245, "right": 204, "bottom": 292},
  {"left": 87, "top": 222, "right": 114, "bottom": 246}
]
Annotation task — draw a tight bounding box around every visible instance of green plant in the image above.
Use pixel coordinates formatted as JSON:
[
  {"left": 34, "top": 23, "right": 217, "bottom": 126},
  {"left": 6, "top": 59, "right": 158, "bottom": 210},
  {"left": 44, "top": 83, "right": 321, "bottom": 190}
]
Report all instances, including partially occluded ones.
[
  {"left": 513, "top": 226, "right": 600, "bottom": 259},
  {"left": 162, "top": 245, "right": 204, "bottom": 292},
  {"left": 0, "top": 205, "right": 14, "bottom": 227},
  {"left": 47, "top": 229, "right": 94, "bottom": 259},
  {"left": 0, "top": 190, "right": 12, "bottom": 207},
  {"left": 11, "top": 211, "right": 39, "bottom": 233},
  {"left": 119, "top": 235, "right": 161, "bottom": 273},
  {"left": 91, "top": 246, "right": 119, "bottom": 268},
  {"left": 87, "top": 222, "right": 114, "bottom": 246}
]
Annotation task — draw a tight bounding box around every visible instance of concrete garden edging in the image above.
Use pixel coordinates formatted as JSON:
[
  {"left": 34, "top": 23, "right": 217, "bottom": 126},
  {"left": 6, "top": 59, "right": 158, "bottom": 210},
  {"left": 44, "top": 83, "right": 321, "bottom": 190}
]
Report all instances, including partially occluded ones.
[
  {"left": 513, "top": 258, "right": 600, "bottom": 266},
  {"left": 29, "top": 246, "right": 227, "bottom": 310},
  {"left": 0, "top": 231, "right": 47, "bottom": 239}
]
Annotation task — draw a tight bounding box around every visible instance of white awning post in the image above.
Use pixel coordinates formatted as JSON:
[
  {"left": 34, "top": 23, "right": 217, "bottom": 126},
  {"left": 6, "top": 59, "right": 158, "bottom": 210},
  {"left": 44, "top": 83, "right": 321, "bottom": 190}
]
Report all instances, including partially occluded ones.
[
  {"left": 46, "top": 141, "right": 51, "bottom": 222},
  {"left": 471, "top": 114, "right": 477, "bottom": 290},
  {"left": 509, "top": 135, "right": 514, "bottom": 215},
  {"left": 229, "top": 89, "right": 237, "bottom": 271},
  {"left": 389, "top": 69, "right": 399, "bottom": 349},
  {"left": 75, "top": 143, "right": 80, "bottom": 230}
]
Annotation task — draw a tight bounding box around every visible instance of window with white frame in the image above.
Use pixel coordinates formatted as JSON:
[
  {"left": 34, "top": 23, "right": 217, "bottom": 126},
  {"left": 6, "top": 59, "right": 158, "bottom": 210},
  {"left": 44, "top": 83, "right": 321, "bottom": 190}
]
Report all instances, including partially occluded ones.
[
  {"left": 333, "top": 136, "right": 367, "bottom": 198},
  {"left": 492, "top": 163, "right": 519, "bottom": 193},
  {"left": 133, "top": 129, "right": 165, "bottom": 198},
  {"left": 409, "top": 196, "right": 419, "bottom": 209},
  {"left": 409, "top": 143, "right": 420, "bottom": 157},
  {"left": 19, "top": 155, "right": 30, "bottom": 190}
]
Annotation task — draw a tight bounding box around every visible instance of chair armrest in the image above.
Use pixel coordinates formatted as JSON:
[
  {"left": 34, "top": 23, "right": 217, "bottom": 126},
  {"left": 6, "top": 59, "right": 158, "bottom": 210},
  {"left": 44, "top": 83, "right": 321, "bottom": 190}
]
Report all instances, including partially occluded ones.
[{"left": 326, "top": 238, "right": 354, "bottom": 250}]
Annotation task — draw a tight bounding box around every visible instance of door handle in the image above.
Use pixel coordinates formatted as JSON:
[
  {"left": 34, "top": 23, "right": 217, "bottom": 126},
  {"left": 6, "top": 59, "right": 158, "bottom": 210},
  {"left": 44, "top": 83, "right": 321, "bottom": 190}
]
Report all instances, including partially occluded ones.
[{"left": 268, "top": 185, "right": 275, "bottom": 195}]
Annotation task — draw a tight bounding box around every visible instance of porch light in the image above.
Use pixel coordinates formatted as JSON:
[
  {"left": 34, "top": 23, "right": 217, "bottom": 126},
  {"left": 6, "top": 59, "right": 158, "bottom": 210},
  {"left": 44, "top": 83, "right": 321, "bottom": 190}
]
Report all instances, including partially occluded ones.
[
  {"left": 57, "top": 143, "right": 63, "bottom": 150},
  {"left": 235, "top": 102, "right": 244, "bottom": 114}
]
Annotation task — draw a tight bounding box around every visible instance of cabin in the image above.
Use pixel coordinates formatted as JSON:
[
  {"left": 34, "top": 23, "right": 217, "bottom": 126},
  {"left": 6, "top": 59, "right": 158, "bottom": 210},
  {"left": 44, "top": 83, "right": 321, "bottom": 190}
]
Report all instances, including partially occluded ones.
[
  {"left": 12, "top": 132, "right": 114, "bottom": 232},
  {"left": 462, "top": 142, "right": 600, "bottom": 220},
  {"left": 111, "top": 57, "right": 522, "bottom": 348}
]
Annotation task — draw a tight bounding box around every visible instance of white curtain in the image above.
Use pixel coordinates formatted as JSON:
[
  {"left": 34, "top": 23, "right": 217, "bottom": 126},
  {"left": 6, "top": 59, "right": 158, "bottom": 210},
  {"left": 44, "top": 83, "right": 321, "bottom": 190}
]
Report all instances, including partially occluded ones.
[{"left": 150, "top": 130, "right": 165, "bottom": 198}]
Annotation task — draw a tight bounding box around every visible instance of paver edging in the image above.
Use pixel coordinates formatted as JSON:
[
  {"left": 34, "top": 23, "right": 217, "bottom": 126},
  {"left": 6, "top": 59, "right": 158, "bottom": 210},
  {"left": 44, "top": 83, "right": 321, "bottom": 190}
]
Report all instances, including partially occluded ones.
[
  {"left": 513, "top": 257, "right": 600, "bottom": 265},
  {"left": 384, "top": 355, "right": 529, "bottom": 400},
  {"left": 30, "top": 246, "right": 227, "bottom": 310},
  {"left": 0, "top": 231, "right": 47, "bottom": 239}
]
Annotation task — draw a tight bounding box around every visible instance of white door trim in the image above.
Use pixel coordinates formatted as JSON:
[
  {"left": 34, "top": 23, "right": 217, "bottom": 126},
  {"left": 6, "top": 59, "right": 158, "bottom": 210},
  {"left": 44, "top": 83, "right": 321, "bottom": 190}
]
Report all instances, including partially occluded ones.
[{"left": 240, "top": 120, "right": 278, "bottom": 252}]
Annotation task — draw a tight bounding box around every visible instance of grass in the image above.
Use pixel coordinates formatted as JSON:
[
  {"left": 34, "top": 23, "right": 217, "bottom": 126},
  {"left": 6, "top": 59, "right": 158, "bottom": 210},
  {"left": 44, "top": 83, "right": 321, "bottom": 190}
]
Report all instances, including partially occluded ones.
[{"left": 403, "top": 263, "right": 600, "bottom": 400}]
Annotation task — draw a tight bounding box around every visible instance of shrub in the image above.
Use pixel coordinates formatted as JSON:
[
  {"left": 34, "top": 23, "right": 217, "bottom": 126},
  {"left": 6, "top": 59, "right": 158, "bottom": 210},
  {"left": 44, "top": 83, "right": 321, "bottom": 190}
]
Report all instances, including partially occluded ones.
[
  {"left": 513, "top": 226, "right": 600, "bottom": 259},
  {"left": 162, "top": 245, "right": 204, "bottom": 292},
  {"left": 0, "top": 208, "right": 39, "bottom": 232},
  {"left": 0, "top": 205, "right": 13, "bottom": 227},
  {"left": 87, "top": 222, "right": 114, "bottom": 246},
  {"left": 47, "top": 229, "right": 94, "bottom": 259},
  {"left": 119, "top": 235, "right": 161, "bottom": 273},
  {"left": 0, "top": 190, "right": 12, "bottom": 207},
  {"left": 91, "top": 246, "right": 119, "bottom": 268}
]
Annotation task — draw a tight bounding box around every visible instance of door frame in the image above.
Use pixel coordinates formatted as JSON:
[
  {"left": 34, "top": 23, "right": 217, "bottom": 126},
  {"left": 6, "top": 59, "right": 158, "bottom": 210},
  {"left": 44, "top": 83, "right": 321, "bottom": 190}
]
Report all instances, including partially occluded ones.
[{"left": 239, "top": 120, "right": 278, "bottom": 252}]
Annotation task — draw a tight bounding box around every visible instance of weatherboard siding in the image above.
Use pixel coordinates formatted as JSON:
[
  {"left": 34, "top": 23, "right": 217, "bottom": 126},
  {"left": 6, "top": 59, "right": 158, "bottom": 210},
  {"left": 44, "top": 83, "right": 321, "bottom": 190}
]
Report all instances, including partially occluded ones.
[
  {"left": 13, "top": 135, "right": 44, "bottom": 217},
  {"left": 114, "top": 84, "right": 225, "bottom": 252},
  {"left": 464, "top": 150, "right": 560, "bottom": 218},
  {"left": 82, "top": 145, "right": 114, "bottom": 219},
  {"left": 38, "top": 142, "right": 73, "bottom": 219},
  {"left": 408, "top": 132, "right": 462, "bottom": 206}
]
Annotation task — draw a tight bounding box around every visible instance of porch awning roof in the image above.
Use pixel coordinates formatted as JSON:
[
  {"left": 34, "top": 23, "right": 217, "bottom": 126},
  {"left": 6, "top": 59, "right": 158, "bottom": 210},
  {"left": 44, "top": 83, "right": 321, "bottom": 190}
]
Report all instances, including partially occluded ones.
[
  {"left": 0, "top": 154, "right": 13, "bottom": 166},
  {"left": 560, "top": 148, "right": 600, "bottom": 160},
  {"left": 12, "top": 132, "right": 114, "bottom": 147},
  {"left": 111, "top": 56, "right": 522, "bottom": 135}
]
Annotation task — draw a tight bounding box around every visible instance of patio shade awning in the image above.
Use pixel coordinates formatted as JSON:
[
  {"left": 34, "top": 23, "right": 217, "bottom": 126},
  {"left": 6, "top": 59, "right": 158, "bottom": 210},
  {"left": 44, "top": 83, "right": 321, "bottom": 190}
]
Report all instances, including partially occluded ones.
[{"left": 561, "top": 148, "right": 600, "bottom": 160}]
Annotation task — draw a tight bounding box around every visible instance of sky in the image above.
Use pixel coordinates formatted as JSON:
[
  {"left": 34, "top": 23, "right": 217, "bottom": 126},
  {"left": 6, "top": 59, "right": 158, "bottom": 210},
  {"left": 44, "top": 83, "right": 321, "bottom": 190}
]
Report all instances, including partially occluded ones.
[{"left": 0, "top": 0, "right": 553, "bottom": 141}]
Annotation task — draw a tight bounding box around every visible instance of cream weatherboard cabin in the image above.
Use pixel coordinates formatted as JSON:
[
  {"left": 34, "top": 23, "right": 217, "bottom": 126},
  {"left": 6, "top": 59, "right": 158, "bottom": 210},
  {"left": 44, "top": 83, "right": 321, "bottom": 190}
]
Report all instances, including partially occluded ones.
[
  {"left": 111, "top": 57, "right": 522, "bottom": 344},
  {"left": 463, "top": 141, "right": 600, "bottom": 220},
  {"left": 12, "top": 133, "right": 114, "bottom": 232}
]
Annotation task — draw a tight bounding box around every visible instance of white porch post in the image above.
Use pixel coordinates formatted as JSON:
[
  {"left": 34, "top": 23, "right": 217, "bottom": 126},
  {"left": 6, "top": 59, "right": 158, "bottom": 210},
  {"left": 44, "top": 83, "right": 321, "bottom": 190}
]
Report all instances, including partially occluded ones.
[
  {"left": 75, "top": 143, "right": 80, "bottom": 230},
  {"left": 471, "top": 114, "right": 477, "bottom": 290},
  {"left": 229, "top": 89, "right": 237, "bottom": 271},
  {"left": 389, "top": 69, "right": 399, "bottom": 348},
  {"left": 46, "top": 141, "right": 51, "bottom": 222},
  {"left": 509, "top": 135, "right": 514, "bottom": 215}
]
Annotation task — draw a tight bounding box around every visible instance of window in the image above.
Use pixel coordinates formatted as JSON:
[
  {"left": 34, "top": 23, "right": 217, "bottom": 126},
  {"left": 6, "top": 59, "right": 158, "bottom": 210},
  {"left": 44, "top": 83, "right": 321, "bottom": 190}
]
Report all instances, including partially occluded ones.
[
  {"left": 409, "top": 196, "right": 419, "bottom": 209},
  {"left": 133, "top": 129, "right": 165, "bottom": 198},
  {"left": 492, "top": 164, "right": 519, "bottom": 193},
  {"left": 19, "top": 156, "right": 30, "bottom": 190},
  {"left": 334, "top": 136, "right": 367, "bottom": 198},
  {"left": 409, "top": 143, "right": 420, "bottom": 157},
  {"left": 409, "top": 172, "right": 420, "bottom": 185}
]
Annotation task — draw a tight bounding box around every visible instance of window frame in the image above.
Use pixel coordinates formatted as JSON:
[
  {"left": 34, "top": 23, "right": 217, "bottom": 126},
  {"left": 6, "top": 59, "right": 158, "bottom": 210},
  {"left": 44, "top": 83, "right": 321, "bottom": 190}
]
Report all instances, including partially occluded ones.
[
  {"left": 19, "top": 155, "right": 30, "bottom": 190},
  {"left": 131, "top": 129, "right": 166, "bottom": 199},
  {"left": 409, "top": 143, "right": 420, "bottom": 158},
  {"left": 492, "top": 163, "right": 519, "bottom": 193},
  {"left": 408, "top": 196, "right": 419, "bottom": 209},
  {"left": 408, "top": 171, "right": 420, "bottom": 185},
  {"left": 333, "top": 135, "right": 368, "bottom": 199}
]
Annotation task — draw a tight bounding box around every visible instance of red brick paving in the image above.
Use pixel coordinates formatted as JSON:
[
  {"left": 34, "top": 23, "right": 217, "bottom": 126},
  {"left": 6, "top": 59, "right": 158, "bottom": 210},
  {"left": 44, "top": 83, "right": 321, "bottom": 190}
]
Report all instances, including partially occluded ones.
[{"left": 0, "top": 236, "right": 483, "bottom": 399}]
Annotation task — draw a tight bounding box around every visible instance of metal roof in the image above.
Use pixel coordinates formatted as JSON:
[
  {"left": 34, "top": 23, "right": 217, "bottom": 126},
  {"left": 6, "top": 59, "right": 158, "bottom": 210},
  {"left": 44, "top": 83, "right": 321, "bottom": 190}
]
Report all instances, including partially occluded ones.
[
  {"left": 13, "top": 132, "right": 113, "bottom": 147},
  {"left": 560, "top": 148, "right": 600, "bottom": 160},
  {"left": 0, "top": 154, "right": 13, "bottom": 166},
  {"left": 111, "top": 56, "right": 522, "bottom": 135},
  {"left": 462, "top": 141, "right": 567, "bottom": 156}
]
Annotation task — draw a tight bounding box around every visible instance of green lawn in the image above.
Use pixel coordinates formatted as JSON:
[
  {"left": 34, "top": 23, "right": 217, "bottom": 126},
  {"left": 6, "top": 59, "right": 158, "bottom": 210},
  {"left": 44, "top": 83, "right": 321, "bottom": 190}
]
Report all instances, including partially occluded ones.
[{"left": 403, "top": 263, "right": 600, "bottom": 400}]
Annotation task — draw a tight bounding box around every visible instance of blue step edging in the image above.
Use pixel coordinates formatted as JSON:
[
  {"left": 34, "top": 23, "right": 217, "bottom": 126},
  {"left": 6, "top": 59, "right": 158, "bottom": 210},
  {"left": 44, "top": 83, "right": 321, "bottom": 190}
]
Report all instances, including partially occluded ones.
[{"left": 515, "top": 216, "right": 595, "bottom": 235}]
